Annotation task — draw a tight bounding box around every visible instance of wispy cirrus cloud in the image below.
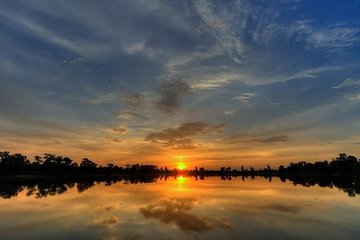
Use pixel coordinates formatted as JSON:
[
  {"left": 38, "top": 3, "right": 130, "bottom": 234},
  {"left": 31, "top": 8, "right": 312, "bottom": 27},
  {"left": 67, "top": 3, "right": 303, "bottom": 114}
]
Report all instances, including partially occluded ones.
[
  {"left": 192, "top": 0, "right": 360, "bottom": 58},
  {"left": 194, "top": 0, "right": 245, "bottom": 63},
  {"left": 232, "top": 93, "right": 256, "bottom": 101},
  {"left": 224, "top": 135, "right": 289, "bottom": 144},
  {"left": 345, "top": 94, "right": 360, "bottom": 101},
  {"left": 307, "top": 26, "right": 360, "bottom": 50},
  {"left": 253, "top": 135, "right": 289, "bottom": 143},
  {"left": 0, "top": 9, "right": 112, "bottom": 59},
  {"left": 333, "top": 78, "right": 360, "bottom": 89},
  {"left": 290, "top": 21, "right": 360, "bottom": 52}
]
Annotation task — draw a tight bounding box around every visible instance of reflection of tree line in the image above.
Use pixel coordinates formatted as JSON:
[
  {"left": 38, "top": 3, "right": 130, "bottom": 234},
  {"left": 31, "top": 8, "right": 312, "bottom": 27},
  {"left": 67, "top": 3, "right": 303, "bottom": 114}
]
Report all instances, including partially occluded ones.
[
  {"left": 0, "top": 176, "right": 163, "bottom": 199},
  {"left": 2, "top": 175, "right": 360, "bottom": 199},
  {"left": 2, "top": 152, "right": 360, "bottom": 197},
  {"left": 279, "top": 175, "right": 360, "bottom": 197}
]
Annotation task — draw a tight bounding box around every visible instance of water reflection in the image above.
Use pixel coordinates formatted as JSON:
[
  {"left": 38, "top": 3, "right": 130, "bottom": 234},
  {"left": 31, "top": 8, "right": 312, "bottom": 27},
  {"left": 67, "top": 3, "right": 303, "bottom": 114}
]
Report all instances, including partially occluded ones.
[
  {"left": 1, "top": 176, "right": 360, "bottom": 239},
  {"left": 0, "top": 175, "right": 160, "bottom": 199},
  {"left": 280, "top": 175, "right": 360, "bottom": 197},
  {"left": 140, "top": 198, "right": 231, "bottom": 233},
  {"left": 259, "top": 204, "right": 300, "bottom": 214},
  {"left": 2, "top": 175, "right": 360, "bottom": 199}
]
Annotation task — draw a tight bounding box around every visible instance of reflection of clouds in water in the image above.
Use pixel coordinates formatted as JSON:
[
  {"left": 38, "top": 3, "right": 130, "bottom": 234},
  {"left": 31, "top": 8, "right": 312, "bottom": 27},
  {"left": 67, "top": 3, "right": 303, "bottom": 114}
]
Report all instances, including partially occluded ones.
[
  {"left": 231, "top": 202, "right": 301, "bottom": 214},
  {"left": 140, "top": 197, "right": 231, "bottom": 233},
  {"left": 104, "top": 205, "right": 120, "bottom": 212},
  {"left": 93, "top": 215, "right": 120, "bottom": 227},
  {"left": 1, "top": 177, "right": 359, "bottom": 240},
  {"left": 260, "top": 204, "right": 300, "bottom": 214}
]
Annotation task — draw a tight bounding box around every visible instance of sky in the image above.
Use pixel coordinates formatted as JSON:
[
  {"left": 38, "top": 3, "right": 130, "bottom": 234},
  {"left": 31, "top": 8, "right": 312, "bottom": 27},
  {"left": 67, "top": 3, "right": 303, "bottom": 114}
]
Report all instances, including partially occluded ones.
[{"left": 1, "top": 0, "right": 360, "bottom": 169}]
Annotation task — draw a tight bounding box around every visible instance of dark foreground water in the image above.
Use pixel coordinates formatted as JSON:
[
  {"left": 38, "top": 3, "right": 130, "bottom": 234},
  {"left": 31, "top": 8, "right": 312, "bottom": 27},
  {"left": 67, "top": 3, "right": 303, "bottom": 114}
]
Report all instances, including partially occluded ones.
[{"left": 1, "top": 176, "right": 360, "bottom": 240}]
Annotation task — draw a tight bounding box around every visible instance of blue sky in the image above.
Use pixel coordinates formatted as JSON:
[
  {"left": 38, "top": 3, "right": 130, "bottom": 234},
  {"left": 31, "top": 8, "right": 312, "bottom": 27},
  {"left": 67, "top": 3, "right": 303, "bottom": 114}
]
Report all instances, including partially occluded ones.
[{"left": 1, "top": 0, "right": 360, "bottom": 167}]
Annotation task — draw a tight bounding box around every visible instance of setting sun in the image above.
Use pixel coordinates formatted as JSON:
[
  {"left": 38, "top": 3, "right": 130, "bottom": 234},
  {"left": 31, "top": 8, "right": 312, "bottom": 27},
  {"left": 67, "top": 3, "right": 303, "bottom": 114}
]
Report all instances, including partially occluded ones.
[
  {"left": 177, "top": 162, "right": 186, "bottom": 170},
  {"left": 174, "top": 155, "right": 187, "bottom": 170}
]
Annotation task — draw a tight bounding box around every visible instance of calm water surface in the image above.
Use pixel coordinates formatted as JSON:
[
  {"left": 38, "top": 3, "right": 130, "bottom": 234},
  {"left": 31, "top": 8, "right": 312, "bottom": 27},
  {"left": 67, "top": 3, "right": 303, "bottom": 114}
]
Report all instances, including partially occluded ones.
[{"left": 1, "top": 177, "right": 360, "bottom": 240}]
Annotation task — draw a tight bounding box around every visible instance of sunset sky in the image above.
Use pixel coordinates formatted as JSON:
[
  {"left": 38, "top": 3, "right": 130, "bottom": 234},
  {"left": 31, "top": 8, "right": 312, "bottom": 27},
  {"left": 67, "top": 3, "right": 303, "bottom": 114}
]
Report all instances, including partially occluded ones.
[{"left": 1, "top": 0, "right": 360, "bottom": 168}]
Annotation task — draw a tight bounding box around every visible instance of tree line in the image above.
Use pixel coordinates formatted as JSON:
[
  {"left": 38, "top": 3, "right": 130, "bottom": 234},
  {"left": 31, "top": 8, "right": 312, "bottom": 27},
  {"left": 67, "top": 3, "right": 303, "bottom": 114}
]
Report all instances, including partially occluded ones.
[
  {"left": 278, "top": 153, "right": 360, "bottom": 175},
  {"left": 1, "top": 151, "right": 360, "bottom": 176},
  {"left": 0, "top": 151, "right": 166, "bottom": 175}
]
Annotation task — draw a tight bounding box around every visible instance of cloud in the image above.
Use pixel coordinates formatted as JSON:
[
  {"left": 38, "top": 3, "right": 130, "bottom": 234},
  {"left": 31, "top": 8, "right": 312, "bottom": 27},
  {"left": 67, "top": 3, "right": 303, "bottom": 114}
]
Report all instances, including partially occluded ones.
[
  {"left": 193, "top": 0, "right": 360, "bottom": 56},
  {"left": 116, "top": 110, "right": 149, "bottom": 121},
  {"left": 144, "top": 121, "right": 224, "bottom": 149},
  {"left": 224, "top": 110, "right": 236, "bottom": 116},
  {"left": 250, "top": 17, "right": 360, "bottom": 52},
  {"left": 156, "top": 77, "right": 192, "bottom": 113},
  {"left": 232, "top": 93, "right": 256, "bottom": 101},
  {"left": 193, "top": 0, "right": 252, "bottom": 63},
  {"left": 225, "top": 135, "right": 289, "bottom": 144},
  {"left": 306, "top": 25, "right": 360, "bottom": 50},
  {"left": 191, "top": 71, "right": 236, "bottom": 90},
  {"left": 333, "top": 78, "right": 360, "bottom": 89},
  {"left": 165, "top": 44, "right": 224, "bottom": 70},
  {"left": 105, "top": 127, "right": 127, "bottom": 143},
  {"left": 288, "top": 21, "right": 360, "bottom": 52},
  {"left": 112, "top": 138, "right": 124, "bottom": 143},
  {"left": 124, "top": 92, "right": 144, "bottom": 108},
  {"left": 0, "top": 9, "right": 111, "bottom": 59},
  {"left": 140, "top": 198, "right": 231, "bottom": 233},
  {"left": 111, "top": 128, "right": 127, "bottom": 135},
  {"left": 345, "top": 94, "right": 360, "bottom": 101},
  {"left": 253, "top": 135, "right": 289, "bottom": 143},
  {"left": 180, "top": 62, "right": 350, "bottom": 91},
  {"left": 88, "top": 92, "right": 120, "bottom": 105}
]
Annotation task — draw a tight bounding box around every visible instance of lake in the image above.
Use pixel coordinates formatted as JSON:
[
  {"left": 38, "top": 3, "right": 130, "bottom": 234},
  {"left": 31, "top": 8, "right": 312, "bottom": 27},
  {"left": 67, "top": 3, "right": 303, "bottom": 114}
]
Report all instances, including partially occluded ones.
[{"left": 1, "top": 176, "right": 360, "bottom": 240}]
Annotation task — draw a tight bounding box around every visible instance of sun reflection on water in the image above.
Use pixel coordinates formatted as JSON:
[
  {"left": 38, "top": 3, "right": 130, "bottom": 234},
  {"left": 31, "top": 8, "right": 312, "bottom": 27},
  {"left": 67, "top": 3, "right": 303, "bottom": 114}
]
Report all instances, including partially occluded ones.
[
  {"left": 175, "top": 175, "right": 187, "bottom": 192},
  {"left": 177, "top": 175, "right": 185, "bottom": 184}
]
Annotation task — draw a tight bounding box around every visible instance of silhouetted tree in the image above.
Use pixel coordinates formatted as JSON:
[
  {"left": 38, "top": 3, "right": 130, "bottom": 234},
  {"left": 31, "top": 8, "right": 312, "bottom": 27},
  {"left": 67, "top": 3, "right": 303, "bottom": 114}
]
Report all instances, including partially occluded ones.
[
  {"left": 80, "top": 158, "right": 97, "bottom": 169},
  {"left": 0, "top": 152, "right": 30, "bottom": 172}
]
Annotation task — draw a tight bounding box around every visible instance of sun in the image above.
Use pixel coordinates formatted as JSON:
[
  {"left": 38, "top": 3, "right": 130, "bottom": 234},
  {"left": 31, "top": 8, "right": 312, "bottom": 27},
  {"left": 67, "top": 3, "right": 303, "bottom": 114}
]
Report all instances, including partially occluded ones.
[
  {"left": 174, "top": 155, "right": 187, "bottom": 170},
  {"left": 177, "top": 162, "right": 186, "bottom": 170}
]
